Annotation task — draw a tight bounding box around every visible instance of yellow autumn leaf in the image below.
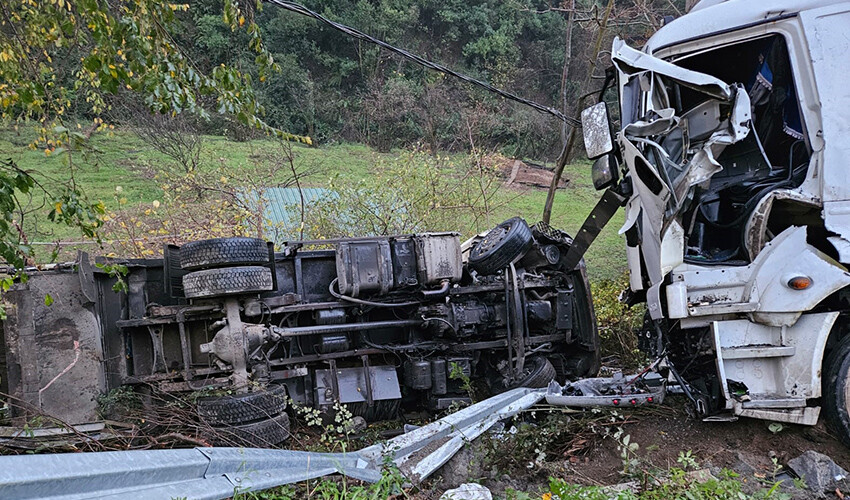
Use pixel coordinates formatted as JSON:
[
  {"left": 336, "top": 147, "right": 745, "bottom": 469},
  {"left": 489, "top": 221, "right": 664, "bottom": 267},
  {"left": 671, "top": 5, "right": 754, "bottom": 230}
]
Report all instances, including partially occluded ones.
[{"left": 53, "top": 202, "right": 62, "bottom": 214}]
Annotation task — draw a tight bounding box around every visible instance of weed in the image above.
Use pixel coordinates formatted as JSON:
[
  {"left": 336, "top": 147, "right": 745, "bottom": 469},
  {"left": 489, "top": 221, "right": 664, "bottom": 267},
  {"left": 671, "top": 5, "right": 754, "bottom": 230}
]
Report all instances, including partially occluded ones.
[
  {"left": 449, "top": 361, "right": 478, "bottom": 402},
  {"left": 505, "top": 488, "right": 537, "bottom": 500},
  {"left": 96, "top": 386, "right": 140, "bottom": 419},
  {"left": 483, "top": 407, "right": 632, "bottom": 474},
  {"left": 21, "top": 416, "right": 45, "bottom": 438},
  {"left": 676, "top": 450, "right": 699, "bottom": 470},
  {"left": 547, "top": 467, "right": 792, "bottom": 500},
  {"left": 288, "top": 399, "right": 359, "bottom": 453},
  {"left": 769, "top": 456, "right": 783, "bottom": 483},
  {"left": 614, "top": 429, "right": 640, "bottom": 477},
  {"left": 233, "top": 461, "right": 408, "bottom": 499}
]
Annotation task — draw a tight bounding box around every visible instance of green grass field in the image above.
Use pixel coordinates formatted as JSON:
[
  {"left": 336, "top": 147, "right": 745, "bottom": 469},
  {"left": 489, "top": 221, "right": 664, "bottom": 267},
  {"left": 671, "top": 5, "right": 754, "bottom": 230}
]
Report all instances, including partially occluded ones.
[{"left": 0, "top": 128, "right": 626, "bottom": 281}]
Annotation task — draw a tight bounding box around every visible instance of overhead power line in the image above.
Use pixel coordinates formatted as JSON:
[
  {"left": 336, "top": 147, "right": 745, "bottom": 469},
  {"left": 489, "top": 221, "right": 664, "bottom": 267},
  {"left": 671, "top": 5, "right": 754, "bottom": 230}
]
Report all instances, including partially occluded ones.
[{"left": 263, "top": 0, "right": 581, "bottom": 127}]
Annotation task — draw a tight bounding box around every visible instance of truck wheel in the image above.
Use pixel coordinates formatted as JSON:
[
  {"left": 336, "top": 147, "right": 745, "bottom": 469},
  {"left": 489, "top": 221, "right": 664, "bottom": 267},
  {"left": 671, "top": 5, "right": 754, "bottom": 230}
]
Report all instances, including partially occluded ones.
[
  {"left": 509, "top": 356, "right": 557, "bottom": 389},
  {"left": 823, "top": 335, "right": 850, "bottom": 446},
  {"left": 182, "top": 266, "right": 273, "bottom": 298},
  {"left": 180, "top": 237, "right": 269, "bottom": 271},
  {"left": 468, "top": 217, "right": 533, "bottom": 275},
  {"left": 210, "top": 412, "right": 291, "bottom": 448},
  {"left": 197, "top": 385, "right": 288, "bottom": 426}
]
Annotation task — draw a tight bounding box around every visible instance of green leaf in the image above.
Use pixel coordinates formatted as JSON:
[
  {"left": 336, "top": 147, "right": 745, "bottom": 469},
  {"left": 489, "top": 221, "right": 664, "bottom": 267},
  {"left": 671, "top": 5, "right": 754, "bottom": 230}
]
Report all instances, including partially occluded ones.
[{"left": 44, "top": 293, "right": 54, "bottom": 306}]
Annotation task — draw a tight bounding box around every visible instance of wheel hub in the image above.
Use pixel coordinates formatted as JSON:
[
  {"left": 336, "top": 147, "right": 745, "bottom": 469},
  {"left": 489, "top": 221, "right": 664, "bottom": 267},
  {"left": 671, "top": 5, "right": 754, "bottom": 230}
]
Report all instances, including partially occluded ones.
[{"left": 475, "top": 224, "right": 510, "bottom": 256}]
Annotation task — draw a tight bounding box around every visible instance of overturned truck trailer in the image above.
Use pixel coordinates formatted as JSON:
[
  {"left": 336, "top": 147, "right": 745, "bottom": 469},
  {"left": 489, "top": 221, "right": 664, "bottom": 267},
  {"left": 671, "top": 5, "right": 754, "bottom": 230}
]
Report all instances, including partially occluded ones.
[{"left": 0, "top": 219, "right": 599, "bottom": 445}]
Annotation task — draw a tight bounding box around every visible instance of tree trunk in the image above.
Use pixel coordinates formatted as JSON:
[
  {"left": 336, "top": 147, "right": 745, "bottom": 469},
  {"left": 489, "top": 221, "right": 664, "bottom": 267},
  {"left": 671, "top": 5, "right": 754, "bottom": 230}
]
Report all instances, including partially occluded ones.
[
  {"left": 542, "top": 0, "right": 615, "bottom": 224},
  {"left": 559, "top": 0, "right": 575, "bottom": 145}
]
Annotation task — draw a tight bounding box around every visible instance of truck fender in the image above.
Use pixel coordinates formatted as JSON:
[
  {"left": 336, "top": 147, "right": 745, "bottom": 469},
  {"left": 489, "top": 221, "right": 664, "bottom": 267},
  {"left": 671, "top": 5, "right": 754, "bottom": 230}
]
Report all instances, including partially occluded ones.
[{"left": 744, "top": 226, "right": 850, "bottom": 323}]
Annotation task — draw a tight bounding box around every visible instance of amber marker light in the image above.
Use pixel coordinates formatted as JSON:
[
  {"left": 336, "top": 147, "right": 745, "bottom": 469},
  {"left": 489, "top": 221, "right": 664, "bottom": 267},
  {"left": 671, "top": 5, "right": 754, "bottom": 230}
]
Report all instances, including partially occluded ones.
[{"left": 787, "top": 276, "right": 813, "bottom": 290}]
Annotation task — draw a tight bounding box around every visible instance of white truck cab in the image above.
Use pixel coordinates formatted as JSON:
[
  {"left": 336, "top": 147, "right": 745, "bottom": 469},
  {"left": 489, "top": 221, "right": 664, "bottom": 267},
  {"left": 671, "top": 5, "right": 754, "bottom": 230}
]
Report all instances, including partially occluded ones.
[{"left": 581, "top": 0, "right": 850, "bottom": 442}]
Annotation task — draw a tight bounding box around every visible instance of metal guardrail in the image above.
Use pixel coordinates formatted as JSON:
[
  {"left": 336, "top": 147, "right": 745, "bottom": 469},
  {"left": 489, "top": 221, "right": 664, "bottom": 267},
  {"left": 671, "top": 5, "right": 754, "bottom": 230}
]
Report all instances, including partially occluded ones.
[{"left": 0, "top": 388, "right": 545, "bottom": 499}]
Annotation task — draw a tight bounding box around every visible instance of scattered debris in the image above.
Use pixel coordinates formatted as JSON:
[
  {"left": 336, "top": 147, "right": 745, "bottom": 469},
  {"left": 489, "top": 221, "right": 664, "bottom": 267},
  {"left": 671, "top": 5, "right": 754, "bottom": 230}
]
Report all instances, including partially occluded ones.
[
  {"left": 787, "top": 450, "right": 848, "bottom": 496},
  {"left": 545, "top": 373, "right": 666, "bottom": 408},
  {"left": 439, "top": 483, "right": 493, "bottom": 500},
  {"left": 345, "top": 416, "right": 368, "bottom": 434}
]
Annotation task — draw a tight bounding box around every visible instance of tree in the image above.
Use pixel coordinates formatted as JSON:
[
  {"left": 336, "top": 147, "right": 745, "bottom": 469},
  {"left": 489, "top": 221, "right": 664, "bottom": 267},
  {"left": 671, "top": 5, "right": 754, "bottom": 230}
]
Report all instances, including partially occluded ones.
[
  {"left": 0, "top": 1, "right": 305, "bottom": 138},
  {"left": 0, "top": 0, "right": 309, "bottom": 270}
]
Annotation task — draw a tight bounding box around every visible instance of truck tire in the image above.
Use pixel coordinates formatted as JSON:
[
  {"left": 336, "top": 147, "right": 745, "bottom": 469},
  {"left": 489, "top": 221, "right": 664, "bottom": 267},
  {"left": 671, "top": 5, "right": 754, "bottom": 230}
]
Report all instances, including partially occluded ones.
[
  {"left": 469, "top": 218, "right": 533, "bottom": 275},
  {"left": 197, "top": 385, "right": 288, "bottom": 426},
  {"left": 823, "top": 335, "right": 850, "bottom": 446},
  {"left": 182, "top": 266, "right": 273, "bottom": 298},
  {"left": 211, "top": 412, "right": 291, "bottom": 448},
  {"left": 180, "top": 237, "right": 269, "bottom": 271},
  {"left": 510, "top": 356, "right": 557, "bottom": 389}
]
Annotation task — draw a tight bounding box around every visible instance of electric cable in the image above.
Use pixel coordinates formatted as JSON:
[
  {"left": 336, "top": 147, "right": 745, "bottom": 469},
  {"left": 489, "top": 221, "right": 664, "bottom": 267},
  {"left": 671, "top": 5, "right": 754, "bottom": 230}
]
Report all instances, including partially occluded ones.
[{"left": 264, "top": 0, "right": 580, "bottom": 127}]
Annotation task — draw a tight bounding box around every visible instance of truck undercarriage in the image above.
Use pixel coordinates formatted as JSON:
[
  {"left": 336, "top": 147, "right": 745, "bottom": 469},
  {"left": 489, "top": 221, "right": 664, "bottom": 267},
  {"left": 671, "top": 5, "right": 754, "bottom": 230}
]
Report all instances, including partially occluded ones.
[{"left": 0, "top": 218, "right": 599, "bottom": 446}]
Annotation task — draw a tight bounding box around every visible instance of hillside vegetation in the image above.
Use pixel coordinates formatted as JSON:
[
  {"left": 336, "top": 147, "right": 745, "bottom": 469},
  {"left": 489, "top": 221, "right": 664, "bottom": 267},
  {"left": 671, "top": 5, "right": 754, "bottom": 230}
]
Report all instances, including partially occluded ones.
[{"left": 0, "top": 128, "right": 624, "bottom": 281}]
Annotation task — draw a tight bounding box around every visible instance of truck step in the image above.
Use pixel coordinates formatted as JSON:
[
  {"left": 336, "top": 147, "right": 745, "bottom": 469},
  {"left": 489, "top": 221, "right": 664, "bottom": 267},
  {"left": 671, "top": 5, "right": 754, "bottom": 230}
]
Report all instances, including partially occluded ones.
[
  {"left": 741, "top": 398, "right": 806, "bottom": 409},
  {"left": 721, "top": 345, "right": 795, "bottom": 359}
]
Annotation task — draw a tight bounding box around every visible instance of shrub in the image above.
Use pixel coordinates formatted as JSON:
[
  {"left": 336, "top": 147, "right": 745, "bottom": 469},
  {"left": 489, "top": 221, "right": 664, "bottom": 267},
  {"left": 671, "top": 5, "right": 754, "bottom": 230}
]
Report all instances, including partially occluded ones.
[
  {"left": 591, "top": 274, "right": 645, "bottom": 369},
  {"left": 306, "top": 148, "right": 502, "bottom": 238}
]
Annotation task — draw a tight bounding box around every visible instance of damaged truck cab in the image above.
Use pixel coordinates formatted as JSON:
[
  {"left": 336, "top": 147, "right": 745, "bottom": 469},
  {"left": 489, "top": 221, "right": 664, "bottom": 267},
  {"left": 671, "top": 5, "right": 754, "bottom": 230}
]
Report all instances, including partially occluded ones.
[{"left": 584, "top": 0, "right": 850, "bottom": 441}]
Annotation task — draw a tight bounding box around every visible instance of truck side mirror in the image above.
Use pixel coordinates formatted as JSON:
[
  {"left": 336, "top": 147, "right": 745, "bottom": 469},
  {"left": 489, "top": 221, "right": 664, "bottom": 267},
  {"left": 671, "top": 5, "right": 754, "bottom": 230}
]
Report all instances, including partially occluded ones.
[
  {"left": 581, "top": 102, "right": 614, "bottom": 159},
  {"left": 591, "top": 154, "right": 617, "bottom": 191}
]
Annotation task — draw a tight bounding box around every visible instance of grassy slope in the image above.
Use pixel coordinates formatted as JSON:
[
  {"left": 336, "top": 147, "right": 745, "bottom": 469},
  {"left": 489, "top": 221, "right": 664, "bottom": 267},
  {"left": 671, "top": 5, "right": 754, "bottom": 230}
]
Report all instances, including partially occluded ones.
[{"left": 0, "top": 129, "right": 625, "bottom": 281}]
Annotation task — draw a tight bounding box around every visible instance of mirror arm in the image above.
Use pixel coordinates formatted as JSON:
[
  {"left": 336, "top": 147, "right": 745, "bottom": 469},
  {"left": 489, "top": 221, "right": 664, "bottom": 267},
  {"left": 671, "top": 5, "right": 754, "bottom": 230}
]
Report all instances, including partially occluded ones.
[{"left": 597, "top": 66, "right": 616, "bottom": 103}]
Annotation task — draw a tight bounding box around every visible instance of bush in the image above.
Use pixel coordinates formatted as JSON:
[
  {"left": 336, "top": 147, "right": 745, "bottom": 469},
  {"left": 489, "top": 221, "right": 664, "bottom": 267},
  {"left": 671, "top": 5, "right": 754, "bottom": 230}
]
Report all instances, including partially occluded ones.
[
  {"left": 305, "top": 148, "right": 502, "bottom": 238},
  {"left": 591, "top": 274, "right": 646, "bottom": 369}
]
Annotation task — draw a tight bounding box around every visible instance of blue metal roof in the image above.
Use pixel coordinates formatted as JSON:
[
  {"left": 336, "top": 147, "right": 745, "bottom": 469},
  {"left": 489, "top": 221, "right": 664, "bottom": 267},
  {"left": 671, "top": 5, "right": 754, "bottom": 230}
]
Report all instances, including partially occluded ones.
[{"left": 242, "top": 187, "right": 337, "bottom": 241}]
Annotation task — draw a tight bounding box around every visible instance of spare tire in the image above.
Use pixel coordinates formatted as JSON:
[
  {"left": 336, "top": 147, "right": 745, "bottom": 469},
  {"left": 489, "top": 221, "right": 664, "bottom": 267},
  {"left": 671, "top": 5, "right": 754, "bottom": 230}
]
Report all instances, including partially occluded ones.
[
  {"left": 180, "top": 237, "right": 269, "bottom": 271},
  {"left": 210, "top": 412, "right": 291, "bottom": 448},
  {"left": 182, "top": 266, "right": 273, "bottom": 299},
  {"left": 198, "top": 384, "right": 288, "bottom": 426},
  {"left": 509, "top": 356, "right": 557, "bottom": 389},
  {"left": 468, "top": 218, "right": 533, "bottom": 275}
]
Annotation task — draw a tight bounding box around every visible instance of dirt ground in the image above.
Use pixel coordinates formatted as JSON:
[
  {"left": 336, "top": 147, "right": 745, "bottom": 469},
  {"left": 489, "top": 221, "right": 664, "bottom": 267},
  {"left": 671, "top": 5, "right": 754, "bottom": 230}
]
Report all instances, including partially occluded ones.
[
  {"left": 420, "top": 395, "right": 850, "bottom": 498},
  {"left": 485, "top": 155, "right": 568, "bottom": 189}
]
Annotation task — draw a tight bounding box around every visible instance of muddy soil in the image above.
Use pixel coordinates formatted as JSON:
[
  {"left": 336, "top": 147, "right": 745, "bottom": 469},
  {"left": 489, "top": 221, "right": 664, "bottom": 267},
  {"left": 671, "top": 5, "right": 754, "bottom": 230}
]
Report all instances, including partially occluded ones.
[
  {"left": 488, "top": 156, "right": 568, "bottom": 189},
  {"left": 569, "top": 397, "right": 850, "bottom": 485},
  {"left": 421, "top": 395, "right": 850, "bottom": 498}
]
